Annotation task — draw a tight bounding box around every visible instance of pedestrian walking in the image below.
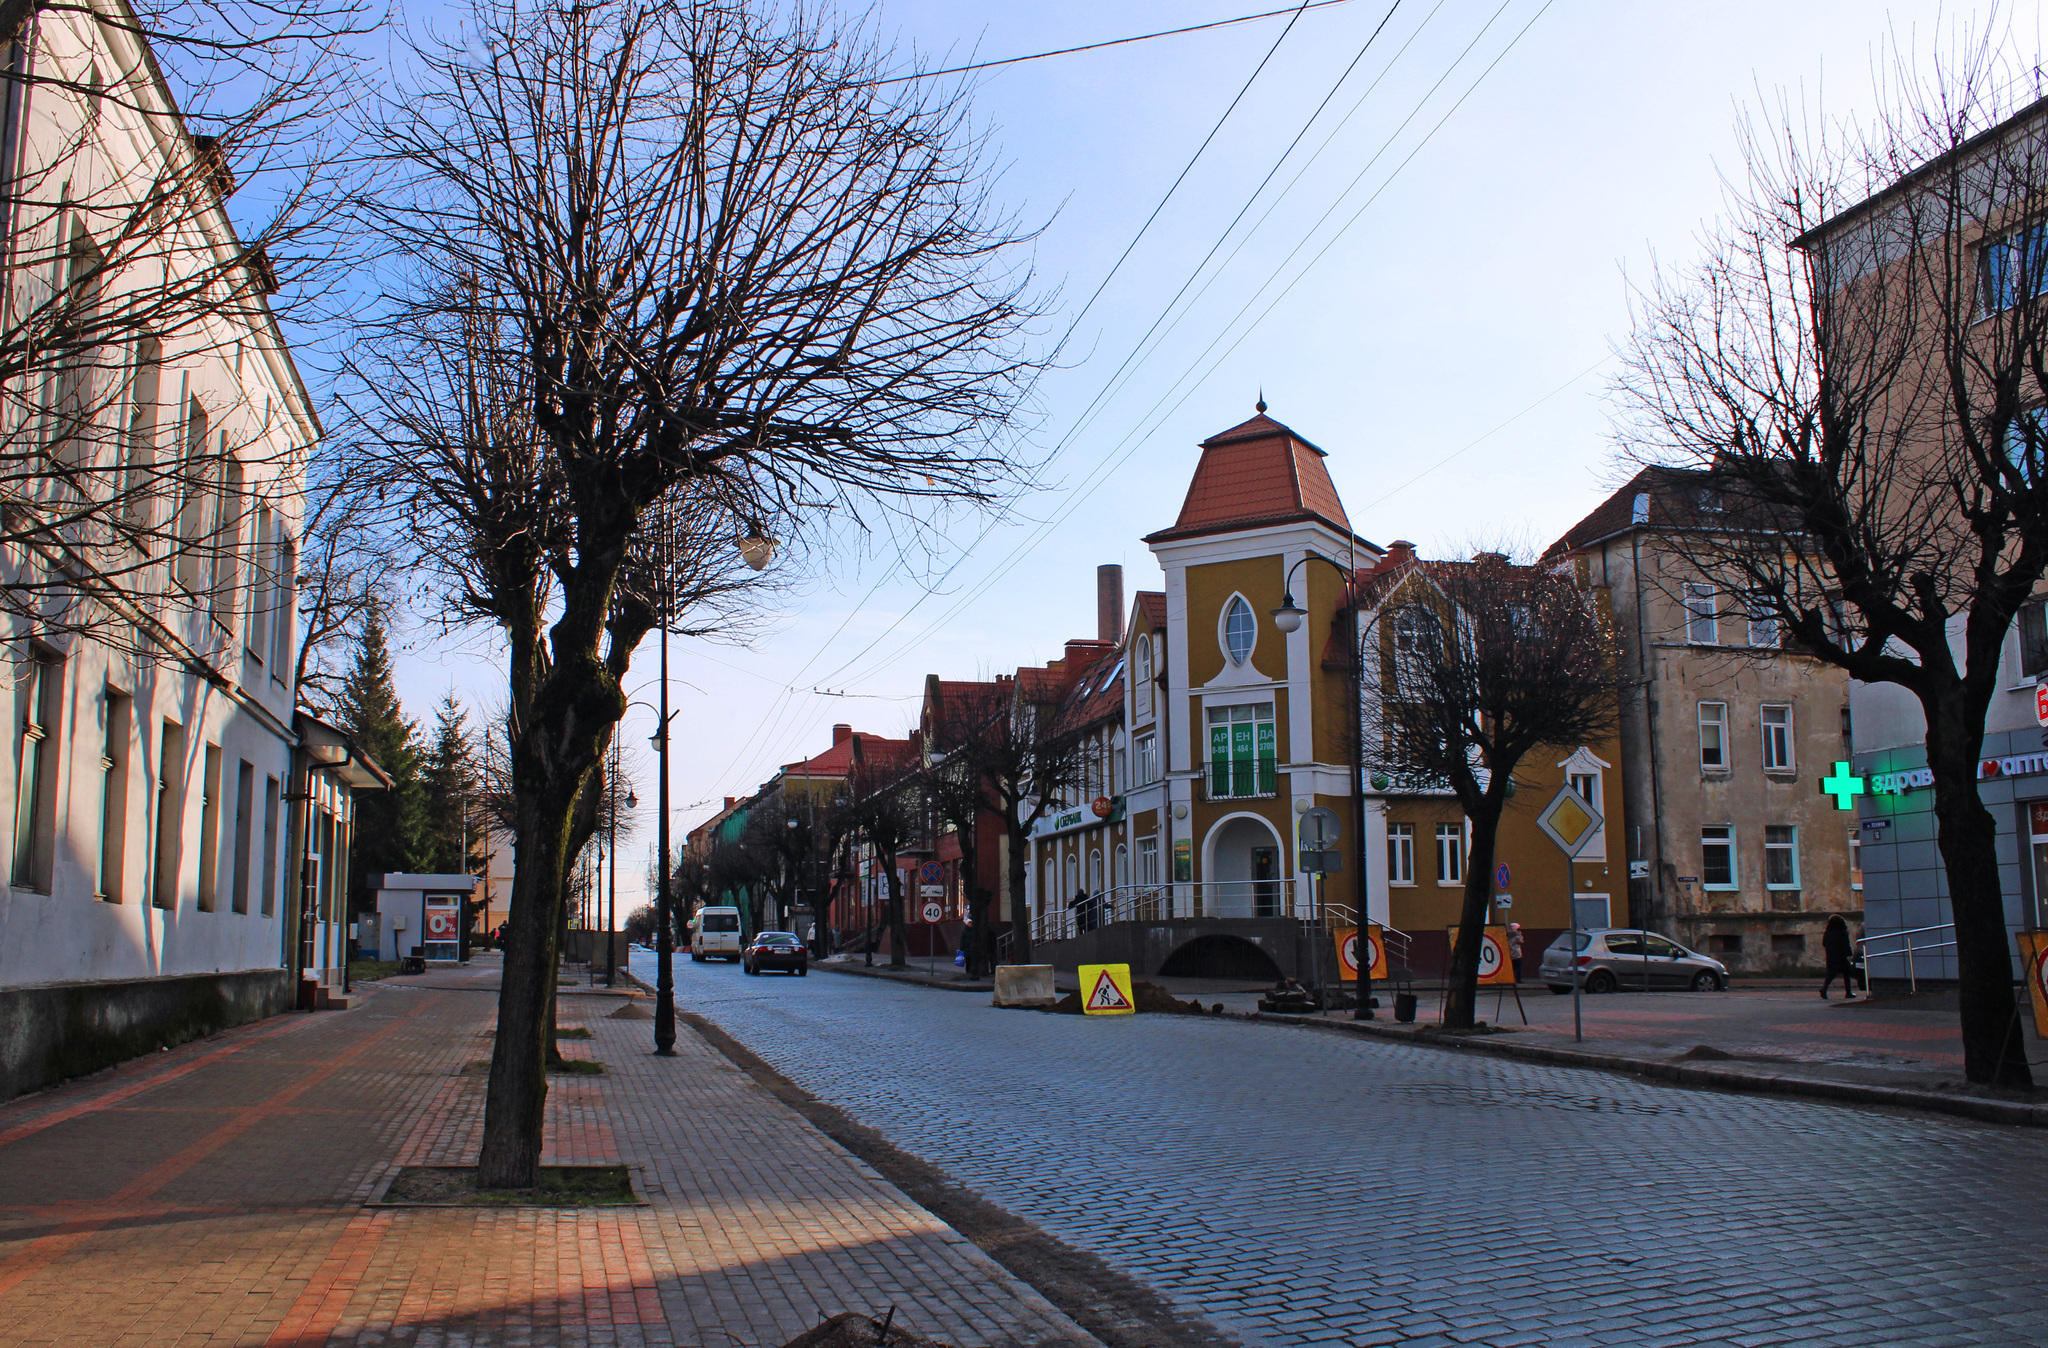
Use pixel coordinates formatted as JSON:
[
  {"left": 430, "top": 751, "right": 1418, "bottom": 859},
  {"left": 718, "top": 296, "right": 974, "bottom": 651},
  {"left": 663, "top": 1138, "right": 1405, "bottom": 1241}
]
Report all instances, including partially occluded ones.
[
  {"left": 1506, "top": 922, "right": 1525, "bottom": 981},
  {"left": 1821, "top": 914, "right": 1859, "bottom": 1000}
]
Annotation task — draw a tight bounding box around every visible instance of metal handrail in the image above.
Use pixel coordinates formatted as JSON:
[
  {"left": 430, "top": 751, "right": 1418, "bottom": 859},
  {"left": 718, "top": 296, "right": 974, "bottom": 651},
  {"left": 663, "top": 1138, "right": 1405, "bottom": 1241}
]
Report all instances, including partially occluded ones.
[{"left": 1856, "top": 922, "right": 1957, "bottom": 994}]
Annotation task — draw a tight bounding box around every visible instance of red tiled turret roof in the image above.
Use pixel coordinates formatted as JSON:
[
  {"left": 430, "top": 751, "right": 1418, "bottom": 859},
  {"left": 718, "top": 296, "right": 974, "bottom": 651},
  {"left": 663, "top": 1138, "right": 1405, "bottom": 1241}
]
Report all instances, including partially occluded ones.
[{"left": 1144, "top": 406, "right": 1355, "bottom": 544}]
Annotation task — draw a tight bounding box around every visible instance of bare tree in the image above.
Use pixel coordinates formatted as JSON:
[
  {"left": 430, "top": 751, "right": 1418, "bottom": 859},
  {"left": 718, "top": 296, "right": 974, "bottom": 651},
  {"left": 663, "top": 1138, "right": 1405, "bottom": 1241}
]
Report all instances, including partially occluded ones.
[
  {"left": 829, "top": 749, "right": 920, "bottom": 967},
  {"left": 0, "top": 0, "right": 375, "bottom": 656},
  {"left": 1359, "top": 553, "right": 1624, "bottom": 1030},
  {"left": 1613, "top": 43, "right": 2048, "bottom": 1087},
  {"left": 348, "top": 0, "right": 1036, "bottom": 1187}
]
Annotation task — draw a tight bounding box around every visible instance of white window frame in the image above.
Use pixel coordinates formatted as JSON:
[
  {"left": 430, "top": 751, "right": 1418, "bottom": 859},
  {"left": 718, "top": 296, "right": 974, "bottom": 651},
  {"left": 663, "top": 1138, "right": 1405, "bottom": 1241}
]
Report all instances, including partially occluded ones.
[
  {"left": 1387, "top": 823, "right": 1414, "bottom": 885},
  {"left": 1135, "top": 732, "right": 1158, "bottom": 786},
  {"left": 1746, "top": 594, "right": 1780, "bottom": 648},
  {"left": 1221, "top": 594, "right": 1256, "bottom": 666},
  {"left": 1137, "top": 836, "right": 1158, "bottom": 888},
  {"left": 1698, "top": 701, "right": 1728, "bottom": 771},
  {"left": 1684, "top": 583, "right": 1719, "bottom": 645},
  {"left": 1763, "top": 824, "right": 1800, "bottom": 890},
  {"left": 1701, "top": 825, "right": 1737, "bottom": 890},
  {"left": 1761, "top": 704, "right": 1794, "bottom": 773},
  {"left": 1435, "top": 822, "right": 1464, "bottom": 886},
  {"left": 1848, "top": 829, "right": 1863, "bottom": 892}
]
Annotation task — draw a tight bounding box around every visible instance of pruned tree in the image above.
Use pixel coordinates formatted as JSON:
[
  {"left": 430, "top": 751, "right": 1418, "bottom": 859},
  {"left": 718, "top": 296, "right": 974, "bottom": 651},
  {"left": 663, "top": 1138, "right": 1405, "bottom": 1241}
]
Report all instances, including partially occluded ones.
[
  {"left": 1613, "top": 41, "right": 2048, "bottom": 1087},
  {"left": 0, "top": 0, "right": 376, "bottom": 657},
  {"left": 1359, "top": 553, "right": 1623, "bottom": 1030},
  {"left": 829, "top": 750, "right": 919, "bottom": 967},
  {"left": 919, "top": 677, "right": 1010, "bottom": 976},
  {"left": 346, "top": 0, "right": 1038, "bottom": 1187}
]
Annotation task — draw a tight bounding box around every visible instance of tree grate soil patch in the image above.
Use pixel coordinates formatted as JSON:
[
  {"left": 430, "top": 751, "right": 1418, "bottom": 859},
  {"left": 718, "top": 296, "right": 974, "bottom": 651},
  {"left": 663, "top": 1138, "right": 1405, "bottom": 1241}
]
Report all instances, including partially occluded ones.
[
  {"left": 462, "top": 1058, "right": 605, "bottom": 1075},
  {"left": 480, "top": 1026, "right": 593, "bottom": 1038},
  {"left": 373, "top": 1164, "right": 644, "bottom": 1207}
]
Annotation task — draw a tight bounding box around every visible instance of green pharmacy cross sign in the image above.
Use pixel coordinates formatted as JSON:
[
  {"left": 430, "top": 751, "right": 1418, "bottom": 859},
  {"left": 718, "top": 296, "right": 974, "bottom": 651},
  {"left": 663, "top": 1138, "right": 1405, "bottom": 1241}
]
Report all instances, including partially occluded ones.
[{"left": 1820, "top": 761, "right": 1866, "bottom": 811}]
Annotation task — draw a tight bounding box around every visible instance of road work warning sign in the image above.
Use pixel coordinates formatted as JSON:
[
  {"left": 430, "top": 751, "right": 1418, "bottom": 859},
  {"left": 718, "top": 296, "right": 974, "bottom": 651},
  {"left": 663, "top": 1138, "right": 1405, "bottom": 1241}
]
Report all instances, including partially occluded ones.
[{"left": 1079, "top": 963, "right": 1135, "bottom": 1015}]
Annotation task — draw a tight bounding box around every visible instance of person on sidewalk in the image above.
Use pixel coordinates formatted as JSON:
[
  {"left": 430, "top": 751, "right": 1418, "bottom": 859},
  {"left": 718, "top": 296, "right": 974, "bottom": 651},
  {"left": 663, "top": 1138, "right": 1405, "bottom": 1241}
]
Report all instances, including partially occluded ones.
[{"left": 1821, "top": 914, "right": 1859, "bottom": 1000}]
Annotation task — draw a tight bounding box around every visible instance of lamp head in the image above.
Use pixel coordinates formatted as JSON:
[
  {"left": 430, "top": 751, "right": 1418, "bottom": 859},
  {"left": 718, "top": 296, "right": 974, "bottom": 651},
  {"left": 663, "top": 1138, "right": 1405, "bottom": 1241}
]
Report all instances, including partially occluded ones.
[
  {"left": 737, "top": 528, "right": 776, "bottom": 571},
  {"left": 626, "top": 790, "right": 638, "bottom": 810},
  {"left": 1271, "top": 594, "right": 1306, "bottom": 634}
]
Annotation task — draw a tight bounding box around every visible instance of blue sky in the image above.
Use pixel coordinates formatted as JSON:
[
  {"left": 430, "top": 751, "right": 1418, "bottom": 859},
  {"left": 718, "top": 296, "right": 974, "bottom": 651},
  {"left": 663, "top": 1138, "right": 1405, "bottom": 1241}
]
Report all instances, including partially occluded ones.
[{"left": 381, "top": 0, "right": 2042, "bottom": 885}]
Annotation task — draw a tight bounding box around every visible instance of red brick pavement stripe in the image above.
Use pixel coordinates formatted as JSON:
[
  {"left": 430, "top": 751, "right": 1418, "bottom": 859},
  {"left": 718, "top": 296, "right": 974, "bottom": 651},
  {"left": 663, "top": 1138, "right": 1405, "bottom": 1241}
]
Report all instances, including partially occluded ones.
[
  {"left": 0, "top": 1009, "right": 320, "bottom": 1150},
  {"left": 263, "top": 1212, "right": 392, "bottom": 1348},
  {"left": 0, "top": 995, "right": 434, "bottom": 1299}
]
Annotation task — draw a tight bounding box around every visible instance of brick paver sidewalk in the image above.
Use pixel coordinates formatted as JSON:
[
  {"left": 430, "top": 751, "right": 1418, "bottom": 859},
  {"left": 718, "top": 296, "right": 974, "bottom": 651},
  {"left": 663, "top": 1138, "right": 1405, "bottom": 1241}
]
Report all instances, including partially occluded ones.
[{"left": 0, "top": 970, "right": 1095, "bottom": 1348}]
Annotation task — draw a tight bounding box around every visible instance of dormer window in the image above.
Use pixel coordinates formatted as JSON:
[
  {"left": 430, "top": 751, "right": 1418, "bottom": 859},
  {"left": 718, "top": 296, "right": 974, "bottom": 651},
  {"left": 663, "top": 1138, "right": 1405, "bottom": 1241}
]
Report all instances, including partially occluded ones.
[{"left": 1223, "top": 596, "right": 1255, "bottom": 665}]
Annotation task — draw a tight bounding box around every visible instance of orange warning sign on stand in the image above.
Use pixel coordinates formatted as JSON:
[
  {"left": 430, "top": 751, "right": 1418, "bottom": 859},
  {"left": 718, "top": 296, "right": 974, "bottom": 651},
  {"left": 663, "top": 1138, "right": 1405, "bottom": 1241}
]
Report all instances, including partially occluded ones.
[
  {"left": 1447, "top": 925, "right": 1517, "bottom": 986},
  {"left": 2019, "top": 931, "right": 2048, "bottom": 1039},
  {"left": 1079, "top": 963, "right": 1135, "bottom": 1015},
  {"left": 1332, "top": 925, "right": 1388, "bottom": 981}
]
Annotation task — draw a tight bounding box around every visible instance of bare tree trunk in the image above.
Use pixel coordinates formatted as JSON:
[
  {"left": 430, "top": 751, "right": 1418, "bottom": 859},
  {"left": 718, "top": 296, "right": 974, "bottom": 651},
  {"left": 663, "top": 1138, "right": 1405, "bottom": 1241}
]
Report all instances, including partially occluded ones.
[
  {"left": 1926, "top": 692, "right": 2032, "bottom": 1087},
  {"left": 883, "top": 850, "right": 908, "bottom": 968},
  {"left": 1005, "top": 819, "right": 1032, "bottom": 964},
  {"left": 1442, "top": 801, "right": 1502, "bottom": 1030},
  {"left": 479, "top": 788, "right": 570, "bottom": 1189}
]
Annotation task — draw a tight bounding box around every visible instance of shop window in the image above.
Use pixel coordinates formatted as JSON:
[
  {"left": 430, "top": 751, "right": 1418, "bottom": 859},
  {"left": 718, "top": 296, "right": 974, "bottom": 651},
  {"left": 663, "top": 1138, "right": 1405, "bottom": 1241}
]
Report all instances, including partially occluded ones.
[{"left": 1207, "top": 702, "right": 1275, "bottom": 798}]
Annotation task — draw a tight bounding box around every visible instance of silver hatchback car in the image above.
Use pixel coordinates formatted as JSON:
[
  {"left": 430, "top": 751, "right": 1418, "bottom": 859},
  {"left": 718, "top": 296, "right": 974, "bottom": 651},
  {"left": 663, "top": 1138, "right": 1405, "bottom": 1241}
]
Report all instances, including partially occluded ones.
[{"left": 1539, "top": 928, "right": 1728, "bottom": 994}]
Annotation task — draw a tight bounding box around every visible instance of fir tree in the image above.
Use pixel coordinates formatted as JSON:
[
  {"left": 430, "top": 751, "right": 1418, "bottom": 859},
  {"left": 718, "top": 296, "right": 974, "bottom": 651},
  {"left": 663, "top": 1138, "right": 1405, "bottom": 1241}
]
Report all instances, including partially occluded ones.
[
  {"left": 421, "top": 694, "right": 481, "bottom": 875},
  {"left": 335, "top": 606, "right": 427, "bottom": 906}
]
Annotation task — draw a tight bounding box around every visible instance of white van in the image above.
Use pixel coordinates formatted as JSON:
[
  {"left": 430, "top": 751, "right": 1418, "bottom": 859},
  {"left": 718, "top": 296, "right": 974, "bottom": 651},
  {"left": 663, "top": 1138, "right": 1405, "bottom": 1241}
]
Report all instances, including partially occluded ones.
[{"left": 691, "top": 907, "right": 743, "bottom": 962}]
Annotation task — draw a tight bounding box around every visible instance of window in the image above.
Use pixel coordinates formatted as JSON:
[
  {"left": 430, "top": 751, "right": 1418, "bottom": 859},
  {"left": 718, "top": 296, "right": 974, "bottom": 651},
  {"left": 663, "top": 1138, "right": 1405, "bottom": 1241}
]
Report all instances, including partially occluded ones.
[
  {"left": 1207, "top": 702, "right": 1276, "bottom": 798},
  {"left": 1391, "top": 605, "right": 1428, "bottom": 679},
  {"left": 210, "top": 456, "right": 245, "bottom": 632},
  {"left": 1684, "top": 583, "right": 1718, "bottom": 644},
  {"left": 1133, "top": 636, "right": 1152, "bottom": 717},
  {"left": 2001, "top": 407, "right": 2048, "bottom": 486},
  {"left": 1701, "top": 826, "right": 1736, "bottom": 889},
  {"left": 1761, "top": 705, "right": 1794, "bottom": 772},
  {"left": 1980, "top": 222, "right": 2048, "bottom": 316},
  {"left": 1707, "top": 933, "right": 1743, "bottom": 954},
  {"left": 2021, "top": 603, "right": 2048, "bottom": 678},
  {"left": 247, "top": 508, "right": 273, "bottom": 664},
  {"left": 270, "top": 534, "right": 295, "bottom": 681},
  {"left": 1746, "top": 594, "right": 1779, "bottom": 648},
  {"left": 152, "top": 720, "right": 184, "bottom": 909},
  {"left": 1387, "top": 823, "right": 1414, "bottom": 884},
  {"left": 1764, "top": 825, "right": 1799, "bottom": 888},
  {"left": 1570, "top": 772, "right": 1596, "bottom": 804},
  {"left": 1436, "top": 822, "right": 1464, "bottom": 885},
  {"left": 50, "top": 225, "right": 104, "bottom": 462},
  {"left": 1134, "top": 732, "right": 1158, "bottom": 786},
  {"left": 261, "top": 775, "right": 280, "bottom": 915},
  {"left": 12, "top": 649, "right": 59, "bottom": 889},
  {"left": 1642, "top": 933, "right": 1683, "bottom": 958},
  {"left": 1137, "top": 836, "right": 1158, "bottom": 888},
  {"left": 197, "top": 744, "right": 222, "bottom": 911},
  {"left": 1698, "top": 701, "right": 1727, "bottom": 770},
  {"left": 98, "top": 689, "right": 131, "bottom": 901},
  {"left": 1849, "top": 828, "right": 1863, "bottom": 892},
  {"left": 122, "top": 337, "right": 161, "bottom": 534},
  {"left": 1222, "top": 595, "right": 1255, "bottom": 666},
  {"left": 231, "top": 761, "right": 254, "bottom": 914},
  {"left": 1115, "top": 843, "right": 1128, "bottom": 890},
  {"left": 1772, "top": 934, "right": 1807, "bottom": 954}
]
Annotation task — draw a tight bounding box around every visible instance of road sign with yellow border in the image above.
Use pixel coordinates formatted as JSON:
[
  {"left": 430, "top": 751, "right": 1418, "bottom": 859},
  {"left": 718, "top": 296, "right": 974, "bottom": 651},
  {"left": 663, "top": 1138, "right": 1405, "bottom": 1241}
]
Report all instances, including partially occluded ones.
[
  {"left": 2019, "top": 931, "right": 2048, "bottom": 1039},
  {"left": 1447, "top": 924, "right": 1516, "bottom": 986},
  {"left": 1332, "top": 925, "right": 1388, "bottom": 981},
  {"left": 1079, "top": 963, "right": 1136, "bottom": 1015}
]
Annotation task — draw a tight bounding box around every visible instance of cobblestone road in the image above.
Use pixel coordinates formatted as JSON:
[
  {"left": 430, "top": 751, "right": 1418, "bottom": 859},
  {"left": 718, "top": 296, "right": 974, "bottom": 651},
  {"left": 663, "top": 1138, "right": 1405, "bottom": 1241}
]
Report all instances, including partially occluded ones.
[{"left": 641, "top": 952, "right": 2048, "bottom": 1348}]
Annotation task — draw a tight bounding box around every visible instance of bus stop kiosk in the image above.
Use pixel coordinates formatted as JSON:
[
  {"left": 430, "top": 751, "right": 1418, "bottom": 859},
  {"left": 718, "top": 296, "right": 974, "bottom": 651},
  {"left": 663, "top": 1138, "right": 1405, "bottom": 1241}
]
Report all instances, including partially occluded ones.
[{"left": 372, "top": 872, "right": 479, "bottom": 968}]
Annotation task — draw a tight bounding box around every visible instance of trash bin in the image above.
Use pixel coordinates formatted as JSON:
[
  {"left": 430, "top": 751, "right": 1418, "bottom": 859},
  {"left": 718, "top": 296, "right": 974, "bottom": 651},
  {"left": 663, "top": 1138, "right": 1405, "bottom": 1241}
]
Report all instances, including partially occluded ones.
[{"left": 1393, "top": 991, "right": 1417, "bottom": 1022}]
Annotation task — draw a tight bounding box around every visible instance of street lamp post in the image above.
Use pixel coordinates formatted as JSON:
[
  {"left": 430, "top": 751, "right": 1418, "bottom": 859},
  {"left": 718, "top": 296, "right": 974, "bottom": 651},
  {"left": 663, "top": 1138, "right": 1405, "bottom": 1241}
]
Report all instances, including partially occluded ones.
[{"left": 1271, "top": 550, "right": 1373, "bottom": 1020}]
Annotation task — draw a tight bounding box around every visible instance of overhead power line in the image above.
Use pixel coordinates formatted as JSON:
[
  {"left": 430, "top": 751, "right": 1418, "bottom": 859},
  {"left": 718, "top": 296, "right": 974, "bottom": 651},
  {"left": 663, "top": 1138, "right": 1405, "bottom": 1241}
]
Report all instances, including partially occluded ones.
[{"left": 871, "top": 0, "right": 1358, "bottom": 86}]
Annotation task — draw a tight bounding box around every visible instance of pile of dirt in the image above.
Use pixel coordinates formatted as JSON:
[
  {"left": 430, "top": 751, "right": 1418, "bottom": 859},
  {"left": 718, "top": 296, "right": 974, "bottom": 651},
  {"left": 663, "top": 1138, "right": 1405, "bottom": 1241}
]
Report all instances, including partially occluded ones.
[
  {"left": 1042, "top": 981, "right": 1217, "bottom": 1015},
  {"left": 607, "top": 1002, "right": 656, "bottom": 1020},
  {"left": 780, "top": 1311, "right": 954, "bottom": 1348}
]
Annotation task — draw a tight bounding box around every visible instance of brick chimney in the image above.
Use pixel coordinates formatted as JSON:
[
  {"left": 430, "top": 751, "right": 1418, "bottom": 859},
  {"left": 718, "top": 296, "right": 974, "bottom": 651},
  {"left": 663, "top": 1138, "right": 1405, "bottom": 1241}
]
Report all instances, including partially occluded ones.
[
  {"left": 723, "top": 796, "right": 736, "bottom": 810},
  {"left": 1097, "top": 564, "right": 1124, "bottom": 643},
  {"left": 832, "top": 724, "right": 853, "bottom": 745}
]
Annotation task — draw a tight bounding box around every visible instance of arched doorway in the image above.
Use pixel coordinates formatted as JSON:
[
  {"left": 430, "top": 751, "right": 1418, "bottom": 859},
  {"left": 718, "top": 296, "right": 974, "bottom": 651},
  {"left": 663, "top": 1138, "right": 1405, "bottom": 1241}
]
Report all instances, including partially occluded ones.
[
  {"left": 1204, "top": 815, "right": 1284, "bottom": 917},
  {"left": 1159, "top": 934, "right": 1283, "bottom": 981}
]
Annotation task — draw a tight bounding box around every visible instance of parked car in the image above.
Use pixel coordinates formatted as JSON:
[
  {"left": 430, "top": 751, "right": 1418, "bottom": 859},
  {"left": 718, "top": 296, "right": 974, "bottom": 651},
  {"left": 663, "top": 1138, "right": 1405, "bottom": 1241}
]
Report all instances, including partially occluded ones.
[
  {"left": 742, "top": 931, "right": 808, "bottom": 976},
  {"left": 1539, "top": 928, "right": 1728, "bottom": 993},
  {"left": 691, "top": 906, "right": 743, "bottom": 962}
]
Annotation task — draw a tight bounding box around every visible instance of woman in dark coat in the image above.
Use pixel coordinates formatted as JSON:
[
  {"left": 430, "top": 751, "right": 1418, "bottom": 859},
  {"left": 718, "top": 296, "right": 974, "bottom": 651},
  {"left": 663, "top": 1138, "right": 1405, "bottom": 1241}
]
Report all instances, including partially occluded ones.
[{"left": 1821, "top": 914, "right": 1858, "bottom": 1000}]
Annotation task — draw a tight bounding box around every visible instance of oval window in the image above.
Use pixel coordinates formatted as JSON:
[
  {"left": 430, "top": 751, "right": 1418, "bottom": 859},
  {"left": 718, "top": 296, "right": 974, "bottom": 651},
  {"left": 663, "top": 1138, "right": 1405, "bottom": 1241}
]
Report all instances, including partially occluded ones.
[{"left": 1223, "top": 596, "right": 1255, "bottom": 665}]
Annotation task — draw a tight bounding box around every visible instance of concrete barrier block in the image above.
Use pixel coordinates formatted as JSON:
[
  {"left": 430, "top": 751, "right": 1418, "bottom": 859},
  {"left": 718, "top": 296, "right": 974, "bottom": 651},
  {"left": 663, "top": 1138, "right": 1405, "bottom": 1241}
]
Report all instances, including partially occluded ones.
[{"left": 993, "top": 964, "right": 1056, "bottom": 1007}]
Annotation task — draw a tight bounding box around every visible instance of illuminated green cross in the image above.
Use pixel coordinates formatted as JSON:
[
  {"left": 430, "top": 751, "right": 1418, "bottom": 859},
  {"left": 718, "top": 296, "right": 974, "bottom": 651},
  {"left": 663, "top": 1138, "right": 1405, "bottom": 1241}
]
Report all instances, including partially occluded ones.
[{"left": 1820, "top": 761, "right": 1865, "bottom": 811}]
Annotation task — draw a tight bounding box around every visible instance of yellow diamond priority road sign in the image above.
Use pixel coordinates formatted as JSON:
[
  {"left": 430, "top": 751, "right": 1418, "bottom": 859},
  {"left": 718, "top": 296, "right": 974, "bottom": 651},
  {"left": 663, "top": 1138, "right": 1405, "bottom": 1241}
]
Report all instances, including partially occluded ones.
[{"left": 1535, "top": 786, "right": 1604, "bottom": 858}]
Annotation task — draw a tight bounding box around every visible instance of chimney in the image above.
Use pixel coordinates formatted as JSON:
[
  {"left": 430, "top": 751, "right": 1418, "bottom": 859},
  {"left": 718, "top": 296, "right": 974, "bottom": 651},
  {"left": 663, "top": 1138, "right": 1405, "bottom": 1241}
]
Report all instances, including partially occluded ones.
[
  {"left": 832, "top": 724, "right": 853, "bottom": 745},
  {"left": 1389, "top": 540, "right": 1417, "bottom": 563},
  {"left": 723, "top": 796, "right": 736, "bottom": 810},
  {"left": 1097, "top": 564, "right": 1125, "bottom": 643}
]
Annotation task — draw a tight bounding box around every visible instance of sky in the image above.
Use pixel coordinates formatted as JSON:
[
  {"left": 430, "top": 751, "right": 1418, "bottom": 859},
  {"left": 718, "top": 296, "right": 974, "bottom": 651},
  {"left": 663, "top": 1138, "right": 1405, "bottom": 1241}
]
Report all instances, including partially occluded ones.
[{"left": 381, "top": 0, "right": 2046, "bottom": 883}]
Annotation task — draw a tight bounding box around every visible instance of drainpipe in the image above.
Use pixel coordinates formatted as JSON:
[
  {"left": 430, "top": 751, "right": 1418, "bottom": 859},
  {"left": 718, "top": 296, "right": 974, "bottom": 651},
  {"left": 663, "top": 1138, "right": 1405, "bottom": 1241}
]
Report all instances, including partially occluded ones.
[{"left": 1629, "top": 513, "right": 1670, "bottom": 934}]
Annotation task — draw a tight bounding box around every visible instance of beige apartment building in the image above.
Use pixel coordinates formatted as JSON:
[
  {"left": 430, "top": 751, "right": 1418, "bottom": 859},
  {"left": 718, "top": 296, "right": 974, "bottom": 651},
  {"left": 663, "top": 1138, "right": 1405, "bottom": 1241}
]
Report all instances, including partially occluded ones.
[{"left": 1552, "top": 469, "right": 1859, "bottom": 971}]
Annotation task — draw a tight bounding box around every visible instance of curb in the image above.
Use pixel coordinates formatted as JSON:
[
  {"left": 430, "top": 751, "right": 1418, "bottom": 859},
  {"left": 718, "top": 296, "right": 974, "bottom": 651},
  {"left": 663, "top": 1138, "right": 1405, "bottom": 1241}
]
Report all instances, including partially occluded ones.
[
  {"left": 1231, "top": 1009, "right": 2048, "bottom": 1129},
  {"left": 815, "top": 961, "right": 993, "bottom": 993}
]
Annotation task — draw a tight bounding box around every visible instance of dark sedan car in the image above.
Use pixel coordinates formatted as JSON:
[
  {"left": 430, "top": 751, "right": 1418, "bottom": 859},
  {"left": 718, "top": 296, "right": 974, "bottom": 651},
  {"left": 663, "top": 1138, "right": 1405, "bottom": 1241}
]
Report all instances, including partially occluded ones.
[{"left": 742, "top": 931, "right": 808, "bottom": 976}]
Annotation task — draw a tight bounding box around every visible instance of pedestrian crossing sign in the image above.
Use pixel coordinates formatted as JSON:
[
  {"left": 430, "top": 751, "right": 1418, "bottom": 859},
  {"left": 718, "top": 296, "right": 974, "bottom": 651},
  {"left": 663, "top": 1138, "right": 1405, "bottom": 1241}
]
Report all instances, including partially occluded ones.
[{"left": 1079, "top": 963, "right": 1135, "bottom": 1015}]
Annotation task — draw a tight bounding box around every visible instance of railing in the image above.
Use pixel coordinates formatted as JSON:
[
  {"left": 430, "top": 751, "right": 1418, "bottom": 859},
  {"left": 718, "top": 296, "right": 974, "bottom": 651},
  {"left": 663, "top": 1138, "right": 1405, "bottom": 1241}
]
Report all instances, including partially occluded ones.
[
  {"left": 1205, "top": 756, "right": 1279, "bottom": 800},
  {"left": 1320, "top": 903, "right": 1414, "bottom": 982},
  {"left": 992, "top": 890, "right": 1413, "bottom": 980},
  {"left": 1856, "top": 922, "right": 1956, "bottom": 994}
]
